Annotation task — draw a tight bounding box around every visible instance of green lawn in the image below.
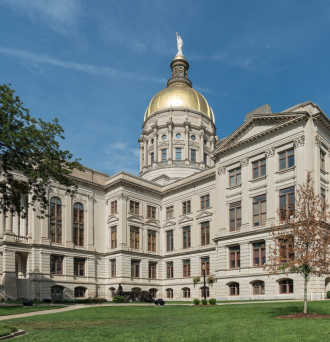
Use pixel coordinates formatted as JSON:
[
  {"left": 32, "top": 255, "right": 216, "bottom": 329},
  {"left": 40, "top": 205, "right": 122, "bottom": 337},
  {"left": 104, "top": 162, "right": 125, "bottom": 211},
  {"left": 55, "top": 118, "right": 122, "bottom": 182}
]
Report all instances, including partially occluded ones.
[
  {"left": 0, "top": 306, "right": 64, "bottom": 316},
  {"left": 1, "top": 301, "right": 330, "bottom": 341}
]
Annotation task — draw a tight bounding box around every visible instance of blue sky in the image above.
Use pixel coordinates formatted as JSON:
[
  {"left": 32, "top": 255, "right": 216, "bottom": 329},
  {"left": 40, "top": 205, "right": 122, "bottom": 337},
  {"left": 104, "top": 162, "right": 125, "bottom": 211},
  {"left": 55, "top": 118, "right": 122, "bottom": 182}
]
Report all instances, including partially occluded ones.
[{"left": 1, "top": 0, "right": 330, "bottom": 176}]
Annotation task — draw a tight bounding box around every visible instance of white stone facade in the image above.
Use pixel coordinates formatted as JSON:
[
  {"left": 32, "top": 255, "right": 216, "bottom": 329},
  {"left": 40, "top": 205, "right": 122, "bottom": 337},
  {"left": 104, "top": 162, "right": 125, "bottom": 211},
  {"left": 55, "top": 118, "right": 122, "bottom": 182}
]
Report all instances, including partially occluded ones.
[{"left": 1, "top": 55, "right": 330, "bottom": 301}]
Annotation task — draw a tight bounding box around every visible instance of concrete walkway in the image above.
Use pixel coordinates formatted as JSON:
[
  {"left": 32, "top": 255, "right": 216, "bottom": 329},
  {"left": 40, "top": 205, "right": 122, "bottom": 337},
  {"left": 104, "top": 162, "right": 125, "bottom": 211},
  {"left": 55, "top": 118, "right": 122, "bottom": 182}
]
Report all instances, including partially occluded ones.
[{"left": 0, "top": 299, "right": 307, "bottom": 321}]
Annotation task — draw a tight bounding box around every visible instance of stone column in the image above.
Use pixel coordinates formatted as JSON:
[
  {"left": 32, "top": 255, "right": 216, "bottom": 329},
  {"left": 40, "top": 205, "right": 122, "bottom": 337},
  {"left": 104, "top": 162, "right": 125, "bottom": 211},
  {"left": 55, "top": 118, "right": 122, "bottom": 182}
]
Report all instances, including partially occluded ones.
[
  {"left": 210, "top": 136, "right": 215, "bottom": 166},
  {"left": 0, "top": 211, "right": 5, "bottom": 238},
  {"left": 200, "top": 130, "right": 204, "bottom": 166},
  {"left": 144, "top": 138, "right": 148, "bottom": 168},
  {"left": 154, "top": 129, "right": 158, "bottom": 164},
  {"left": 65, "top": 195, "right": 74, "bottom": 248},
  {"left": 139, "top": 142, "right": 144, "bottom": 172},
  {"left": 185, "top": 125, "right": 189, "bottom": 163},
  {"left": 118, "top": 193, "right": 129, "bottom": 249},
  {"left": 168, "top": 125, "right": 173, "bottom": 164},
  {"left": 265, "top": 147, "right": 276, "bottom": 225},
  {"left": 4, "top": 211, "right": 15, "bottom": 241},
  {"left": 240, "top": 157, "right": 249, "bottom": 233},
  {"left": 87, "top": 194, "right": 95, "bottom": 251}
]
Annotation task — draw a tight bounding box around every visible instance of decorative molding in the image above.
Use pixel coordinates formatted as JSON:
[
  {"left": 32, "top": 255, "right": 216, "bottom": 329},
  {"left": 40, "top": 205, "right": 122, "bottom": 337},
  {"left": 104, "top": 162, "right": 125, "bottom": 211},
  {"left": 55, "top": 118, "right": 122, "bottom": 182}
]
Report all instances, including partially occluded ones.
[
  {"left": 217, "top": 165, "right": 226, "bottom": 175},
  {"left": 240, "top": 157, "right": 249, "bottom": 167},
  {"left": 117, "top": 193, "right": 129, "bottom": 201},
  {"left": 265, "top": 147, "right": 275, "bottom": 158},
  {"left": 87, "top": 193, "right": 95, "bottom": 202},
  {"left": 293, "top": 135, "right": 305, "bottom": 148}
]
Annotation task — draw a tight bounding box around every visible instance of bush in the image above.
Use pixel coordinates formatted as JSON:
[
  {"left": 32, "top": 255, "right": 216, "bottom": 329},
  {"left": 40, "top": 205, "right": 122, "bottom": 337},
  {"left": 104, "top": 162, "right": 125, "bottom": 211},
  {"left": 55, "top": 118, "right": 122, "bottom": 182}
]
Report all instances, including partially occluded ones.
[
  {"left": 91, "top": 298, "right": 107, "bottom": 304},
  {"left": 327, "top": 291, "right": 330, "bottom": 299},
  {"left": 112, "top": 295, "right": 125, "bottom": 303},
  {"left": 209, "top": 298, "right": 216, "bottom": 305},
  {"left": 202, "top": 299, "right": 208, "bottom": 305},
  {"left": 193, "top": 298, "right": 200, "bottom": 305},
  {"left": 6, "top": 298, "right": 11, "bottom": 301}
]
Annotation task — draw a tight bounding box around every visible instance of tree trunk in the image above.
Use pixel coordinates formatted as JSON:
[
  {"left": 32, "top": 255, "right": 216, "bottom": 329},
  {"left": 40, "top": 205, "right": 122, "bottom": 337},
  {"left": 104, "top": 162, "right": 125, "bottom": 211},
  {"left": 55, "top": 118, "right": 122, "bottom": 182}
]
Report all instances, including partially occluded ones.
[{"left": 304, "top": 276, "right": 308, "bottom": 314}]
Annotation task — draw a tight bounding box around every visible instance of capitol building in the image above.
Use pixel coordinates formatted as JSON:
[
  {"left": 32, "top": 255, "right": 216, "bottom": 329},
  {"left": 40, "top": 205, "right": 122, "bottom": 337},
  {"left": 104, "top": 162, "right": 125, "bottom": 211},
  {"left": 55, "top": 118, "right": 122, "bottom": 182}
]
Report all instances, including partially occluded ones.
[{"left": 1, "top": 40, "right": 330, "bottom": 301}]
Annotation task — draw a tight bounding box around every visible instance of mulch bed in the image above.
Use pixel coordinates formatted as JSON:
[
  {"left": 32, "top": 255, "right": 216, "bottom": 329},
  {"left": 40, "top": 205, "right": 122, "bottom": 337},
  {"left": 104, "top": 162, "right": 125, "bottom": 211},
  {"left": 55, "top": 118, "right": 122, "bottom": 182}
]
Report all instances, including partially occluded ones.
[{"left": 277, "top": 313, "right": 330, "bottom": 319}]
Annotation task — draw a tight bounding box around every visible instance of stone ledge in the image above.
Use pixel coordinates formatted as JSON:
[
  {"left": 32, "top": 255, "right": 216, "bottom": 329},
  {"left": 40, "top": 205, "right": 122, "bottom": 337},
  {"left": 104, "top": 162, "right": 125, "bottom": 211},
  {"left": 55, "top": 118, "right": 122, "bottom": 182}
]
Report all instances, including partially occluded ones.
[{"left": 0, "top": 330, "right": 27, "bottom": 341}]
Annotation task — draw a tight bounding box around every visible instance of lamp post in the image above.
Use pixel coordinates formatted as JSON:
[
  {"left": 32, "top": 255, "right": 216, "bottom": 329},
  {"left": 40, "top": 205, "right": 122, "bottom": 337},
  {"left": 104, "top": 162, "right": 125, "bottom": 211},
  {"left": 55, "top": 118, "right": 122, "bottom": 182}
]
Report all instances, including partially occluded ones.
[{"left": 202, "top": 264, "right": 206, "bottom": 301}]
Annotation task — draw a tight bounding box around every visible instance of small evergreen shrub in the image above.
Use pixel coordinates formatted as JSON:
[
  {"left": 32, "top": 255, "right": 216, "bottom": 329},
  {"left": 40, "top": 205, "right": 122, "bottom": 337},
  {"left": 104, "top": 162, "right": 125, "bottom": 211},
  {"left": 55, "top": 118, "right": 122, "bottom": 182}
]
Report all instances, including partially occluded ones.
[
  {"left": 112, "top": 295, "right": 125, "bottom": 303},
  {"left": 193, "top": 298, "right": 200, "bottom": 305},
  {"left": 209, "top": 298, "right": 216, "bottom": 305},
  {"left": 202, "top": 299, "right": 208, "bottom": 305},
  {"left": 327, "top": 291, "right": 330, "bottom": 298}
]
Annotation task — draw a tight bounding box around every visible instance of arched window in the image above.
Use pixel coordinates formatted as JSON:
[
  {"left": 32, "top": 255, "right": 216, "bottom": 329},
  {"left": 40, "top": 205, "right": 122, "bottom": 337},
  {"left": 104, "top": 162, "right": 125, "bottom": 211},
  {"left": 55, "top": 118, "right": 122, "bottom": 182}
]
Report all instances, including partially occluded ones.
[
  {"left": 110, "top": 287, "right": 116, "bottom": 298},
  {"left": 73, "top": 202, "right": 84, "bottom": 246},
  {"left": 201, "top": 286, "right": 209, "bottom": 298},
  {"left": 252, "top": 281, "right": 265, "bottom": 295},
  {"left": 50, "top": 197, "right": 62, "bottom": 243},
  {"left": 166, "top": 289, "right": 173, "bottom": 298},
  {"left": 182, "top": 287, "right": 190, "bottom": 298},
  {"left": 149, "top": 288, "right": 157, "bottom": 299},
  {"left": 74, "top": 287, "right": 86, "bottom": 298},
  {"left": 279, "top": 279, "right": 293, "bottom": 294},
  {"left": 229, "top": 283, "right": 239, "bottom": 296}
]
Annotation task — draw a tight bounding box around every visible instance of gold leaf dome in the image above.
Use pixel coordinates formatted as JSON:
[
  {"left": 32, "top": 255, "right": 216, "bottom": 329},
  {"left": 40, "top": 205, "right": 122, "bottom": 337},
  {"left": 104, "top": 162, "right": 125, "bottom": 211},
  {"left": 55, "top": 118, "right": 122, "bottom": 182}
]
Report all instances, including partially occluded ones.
[{"left": 144, "top": 55, "right": 215, "bottom": 122}]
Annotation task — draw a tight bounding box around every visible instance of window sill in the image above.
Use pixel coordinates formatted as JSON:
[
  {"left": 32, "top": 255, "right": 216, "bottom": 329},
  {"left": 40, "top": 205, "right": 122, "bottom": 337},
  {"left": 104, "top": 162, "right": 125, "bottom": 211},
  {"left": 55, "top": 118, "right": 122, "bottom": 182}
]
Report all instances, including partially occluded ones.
[
  {"left": 321, "top": 169, "right": 328, "bottom": 175},
  {"left": 226, "top": 183, "right": 242, "bottom": 190},
  {"left": 197, "top": 207, "right": 211, "bottom": 212},
  {"left": 253, "top": 224, "right": 266, "bottom": 228},
  {"left": 249, "top": 175, "right": 267, "bottom": 183},
  {"left": 275, "top": 166, "right": 295, "bottom": 175},
  {"left": 179, "top": 213, "right": 192, "bottom": 217}
]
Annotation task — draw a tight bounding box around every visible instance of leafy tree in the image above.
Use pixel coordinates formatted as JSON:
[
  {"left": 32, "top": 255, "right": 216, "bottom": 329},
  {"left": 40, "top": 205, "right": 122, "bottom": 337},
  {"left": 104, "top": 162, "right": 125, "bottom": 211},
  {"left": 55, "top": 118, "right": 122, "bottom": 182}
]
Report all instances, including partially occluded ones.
[
  {"left": 266, "top": 172, "right": 330, "bottom": 314},
  {"left": 0, "top": 84, "right": 83, "bottom": 219}
]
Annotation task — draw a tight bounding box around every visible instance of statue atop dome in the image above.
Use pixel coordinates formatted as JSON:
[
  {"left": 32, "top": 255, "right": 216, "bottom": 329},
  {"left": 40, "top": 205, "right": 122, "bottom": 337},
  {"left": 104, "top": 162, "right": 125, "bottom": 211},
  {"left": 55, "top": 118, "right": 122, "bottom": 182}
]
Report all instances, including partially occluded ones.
[{"left": 176, "top": 33, "right": 183, "bottom": 56}]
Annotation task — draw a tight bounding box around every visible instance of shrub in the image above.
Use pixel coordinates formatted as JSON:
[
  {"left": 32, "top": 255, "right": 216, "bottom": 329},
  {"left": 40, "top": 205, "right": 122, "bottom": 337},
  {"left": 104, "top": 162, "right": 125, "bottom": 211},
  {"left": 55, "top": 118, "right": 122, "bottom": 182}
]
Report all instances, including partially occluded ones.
[
  {"left": 327, "top": 291, "right": 330, "bottom": 299},
  {"left": 202, "top": 299, "right": 208, "bottom": 305},
  {"left": 209, "top": 298, "right": 216, "bottom": 305},
  {"left": 112, "top": 295, "right": 125, "bottom": 303},
  {"left": 193, "top": 298, "right": 200, "bottom": 305},
  {"left": 91, "top": 298, "right": 107, "bottom": 304},
  {"left": 0, "top": 298, "right": 4, "bottom": 302},
  {"left": 6, "top": 298, "right": 11, "bottom": 301}
]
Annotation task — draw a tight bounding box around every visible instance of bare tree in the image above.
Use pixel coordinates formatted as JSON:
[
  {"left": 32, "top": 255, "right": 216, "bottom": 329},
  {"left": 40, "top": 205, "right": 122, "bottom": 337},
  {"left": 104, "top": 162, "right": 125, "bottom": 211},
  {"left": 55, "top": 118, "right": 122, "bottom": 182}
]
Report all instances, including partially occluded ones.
[{"left": 266, "top": 172, "right": 330, "bottom": 314}]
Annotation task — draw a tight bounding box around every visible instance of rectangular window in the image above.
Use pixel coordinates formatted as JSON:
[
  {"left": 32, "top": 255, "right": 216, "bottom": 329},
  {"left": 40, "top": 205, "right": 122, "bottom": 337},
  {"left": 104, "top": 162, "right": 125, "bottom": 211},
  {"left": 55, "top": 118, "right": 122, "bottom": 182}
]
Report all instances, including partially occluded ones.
[
  {"left": 166, "top": 230, "right": 174, "bottom": 252},
  {"left": 129, "top": 201, "right": 139, "bottom": 215},
  {"left": 230, "top": 283, "right": 239, "bottom": 296},
  {"left": 253, "top": 195, "right": 267, "bottom": 227},
  {"left": 176, "top": 148, "right": 182, "bottom": 160},
  {"left": 149, "top": 262, "right": 157, "bottom": 279},
  {"left": 252, "top": 159, "right": 266, "bottom": 179},
  {"left": 74, "top": 258, "right": 85, "bottom": 276},
  {"left": 321, "top": 150, "right": 326, "bottom": 171},
  {"left": 280, "top": 279, "right": 293, "bottom": 294},
  {"left": 229, "top": 168, "right": 241, "bottom": 187},
  {"left": 162, "top": 149, "right": 167, "bottom": 161},
  {"left": 183, "top": 260, "right": 191, "bottom": 277},
  {"left": 279, "top": 187, "right": 295, "bottom": 219},
  {"left": 130, "top": 227, "right": 140, "bottom": 249},
  {"left": 201, "top": 257, "right": 210, "bottom": 276},
  {"left": 201, "top": 287, "right": 210, "bottom": 298},
  {"left": 167, "top": 289, "right": 173, "bottom": 298},
  {"left": 111, "top": 260, "right": 116, "bottom": 277},
  {"left": 131, "top": 260, "right": 140, "bottom": 278},
  {"left": 147, "top": 205, "right": 156, "bottom": 219},
  {"left": 253, "top": 242, "right": 266, "bottom": 266},
  {"left": 191, "top": 149, "right": 196, "bottom": 162},
  {"left": 201, "top": 195, "right": 210, "bottom": 209},
  {"left": 204, "top": 153, "right": 207, "bottom": 165},
  {"left": 166, "top": 206, "right": 174, "bottom": 219},
  {"left": 279, "top": 149, "right": 294, "bottom": 170},
  {"left": 321, "top": 188, "right": 326, "bottom": 217},
  {"left": 111, "top": 227, "right": 117, "bottom": 249},
  {"left": 151, "top": 152, "right": 154, "bottom": 164},
  {"left": 229, "top": 246, "right": 240, "bottom": 269},
  {"left": 50, "top": 255, "right": 63, "bottom": 275},
  {"left": 280, "top": 238, "right": 294, "bottom": 262},
  {"left": 229, "top": 201, "right": 241, "bottom": 232},
  {"left": 111, "top": 200, "right": 117, "bottom": 214},
  {"left": 183, "top": 201, "right": 191, "bottom": 214},
  {"left": 183, "top": 227, "right": 191, "bottom": 249},
  {"left": 148, "top": 230, "right": 156, "bottom": 252},
  {"left": 167, "top": 262, "right": 173, "bottom": 279},
  {"left": 183, "top": 288, "right": 190, "bottom": 298},
  {"left": 201, "top": 222, "right": 210, "bottom": 246}
]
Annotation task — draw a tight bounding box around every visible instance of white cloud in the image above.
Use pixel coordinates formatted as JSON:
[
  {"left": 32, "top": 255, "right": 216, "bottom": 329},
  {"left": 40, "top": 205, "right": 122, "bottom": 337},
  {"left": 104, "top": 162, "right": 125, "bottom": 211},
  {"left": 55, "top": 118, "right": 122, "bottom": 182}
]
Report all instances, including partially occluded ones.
[
  {"left": 0, "top": 0, "right": 82, "bottom": 35},
  {"left": 0, "top": 46, "right": 167, "bottom": 84},
  {"left": 105, "top": 142, "right": 140, "bottom": 175}
]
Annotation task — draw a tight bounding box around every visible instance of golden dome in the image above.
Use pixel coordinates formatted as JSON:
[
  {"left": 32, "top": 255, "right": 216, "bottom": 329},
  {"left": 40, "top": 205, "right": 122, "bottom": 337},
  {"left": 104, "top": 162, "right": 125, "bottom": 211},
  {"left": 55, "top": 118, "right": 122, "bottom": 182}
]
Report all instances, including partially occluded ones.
[
  {"left": 144, "top": 54, "right": 215, "bottom": 123},
  {"left": 146, "top": 84, "right": 214, "bottom": 121}
]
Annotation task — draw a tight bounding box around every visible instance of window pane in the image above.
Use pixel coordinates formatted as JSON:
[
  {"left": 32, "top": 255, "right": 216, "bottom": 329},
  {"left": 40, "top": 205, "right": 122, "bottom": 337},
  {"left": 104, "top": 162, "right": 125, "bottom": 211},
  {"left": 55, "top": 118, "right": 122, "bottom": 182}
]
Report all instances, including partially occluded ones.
[
  {"left": 260, "top": 165, "right": 266, "bottom": 176},
  {"left": 230, "top": 177, "right": 235, "bottom": 187},
  {"left": 288, "top": 155, "right": 294, "bottom": 167},
  {"left": 261, "top": 201, "right": 266, "bottom": 213},
  {"left": 280, "top": 196, "right": 286, "bottom": 209},
  {"left": 254, "top": 215, "right": 259, "bottom": 226},
  {"left": 236, "top": 219, "right": 241, "bottom": 229},
  {"left": 253, "top": 168, "right": 259, "bottom": 179},
  {"left": 230, "top": 209, "right": 235, "bottom": 221},
  {"left": 280, "top": 159, "right": 286, "bottom": 170},
  {"left": 253, "top": 203, "right": 259, "bottom": 215},
  {"left": 261, "top": 213, "right": 266, "bottom": 225},
  {"left": 236, "top": 173, "right": 241, "bottom": 184},
  {"left": 279, "top": 152, "right": 285, "bottom": 159},
  {"left": 236, "top": 207, "right": 241, "bottom": 219}
]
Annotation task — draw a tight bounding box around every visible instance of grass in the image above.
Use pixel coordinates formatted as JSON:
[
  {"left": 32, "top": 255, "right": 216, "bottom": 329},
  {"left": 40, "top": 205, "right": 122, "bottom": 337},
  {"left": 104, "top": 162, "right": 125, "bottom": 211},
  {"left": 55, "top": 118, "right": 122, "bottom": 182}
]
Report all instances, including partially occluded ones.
[
  {"left": 0, "top": 306, "right": 64, "bottom": 316},
  {"left": 1, "top": 301, "right": 330, "bottom": 341},
  {"left": 0, "top": 324, "right": 17, "bottom": 337}
]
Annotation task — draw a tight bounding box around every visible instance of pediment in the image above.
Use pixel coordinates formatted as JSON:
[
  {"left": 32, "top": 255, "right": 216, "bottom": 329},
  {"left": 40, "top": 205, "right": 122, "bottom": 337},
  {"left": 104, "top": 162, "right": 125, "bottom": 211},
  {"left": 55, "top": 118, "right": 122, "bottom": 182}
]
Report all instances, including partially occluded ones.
[
  {"left": 145, "top": 219, "right": 161, "bottom": 227},
  {"left": 214, "top": 113, "right": 307, "bottom": 154},
  {"left": 127, "top": 215, "right": 144, "bottom": 223},
  {"left": 178, "top": 215, "right": 193, "bottom": 224},
  {"left": 196, "top": 210, "right": 213, "bottom": 220},
  {"left": 107, "top": 215, "right": 119, "bottom": 224},
  {"left": 163, "top": 220, "right": 176, "bottom": 228}
]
